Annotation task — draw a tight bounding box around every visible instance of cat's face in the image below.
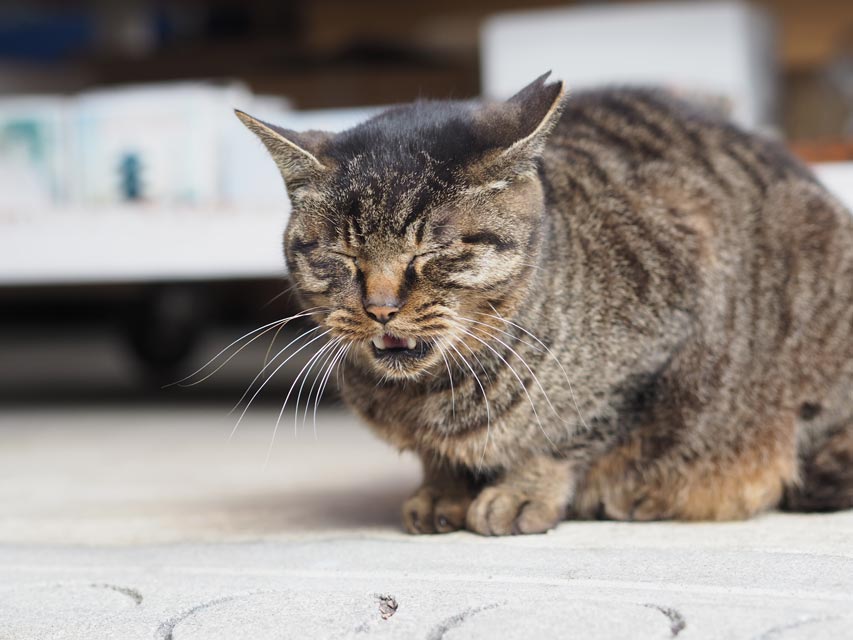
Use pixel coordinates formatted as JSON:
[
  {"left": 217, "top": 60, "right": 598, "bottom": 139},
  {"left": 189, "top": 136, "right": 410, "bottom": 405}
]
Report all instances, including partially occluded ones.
[
  {"left": 238, "top": 74, "right": 565, "bottom": 380},
  {"left": 282, "top": 171, "right": 548, "bottom": 380}
]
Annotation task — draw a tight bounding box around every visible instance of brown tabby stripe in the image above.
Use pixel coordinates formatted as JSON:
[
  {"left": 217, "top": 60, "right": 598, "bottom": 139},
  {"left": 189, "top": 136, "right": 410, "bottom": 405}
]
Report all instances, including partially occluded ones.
[{"left": 562, "top": 144, "right": 610, "bottom": 184}]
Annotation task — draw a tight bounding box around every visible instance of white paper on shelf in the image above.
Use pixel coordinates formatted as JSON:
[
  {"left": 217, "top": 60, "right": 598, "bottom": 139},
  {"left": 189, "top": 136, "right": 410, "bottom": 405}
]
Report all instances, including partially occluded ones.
[
  {"left": 481, "top": 1, "right": 777, "bottom": 129},
  {"left": 68, "top": 81, "right": 255, "bottom": 207}
]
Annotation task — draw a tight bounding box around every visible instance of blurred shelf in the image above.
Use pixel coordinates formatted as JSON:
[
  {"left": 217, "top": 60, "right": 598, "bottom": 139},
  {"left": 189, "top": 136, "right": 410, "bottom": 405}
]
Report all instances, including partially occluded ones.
[
  {"left": 0, "top": 206, "right": 290, "bottom": 286},
  {"left": 0, "top": 162, "right": 851, "bottom": 287}
]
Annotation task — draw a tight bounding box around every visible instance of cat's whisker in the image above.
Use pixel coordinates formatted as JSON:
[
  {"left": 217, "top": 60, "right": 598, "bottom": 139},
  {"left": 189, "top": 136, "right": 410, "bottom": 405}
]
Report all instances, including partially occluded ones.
[
  {"left": 454, "top": 316, "right": 547, "bottom": 355},
  {"left": 260, "top": 281, "right": 302, "bottom": 310},
  {"left": 452, "top": 323, "right": 559, "bottom": 453},
  {"left": 316, "top": 340, "right": 349, "bottom": 411},
  {"left": 299, "top": 339, "right": 340, "bottom": 434},
  {"left": 461, "top": 319, "right": 568, "bottom": 434},
  {"left": 444, "top": 337, "right": 492, "bottom": 470},
  {"left": 336, "top": 342, "right": 351, "bottom": 389},
  {"left": 300, "top": 337, "right": 345, "bottom": 435},
  {"left": 453, "top": 333, "right": 494, "bottom": 386},
  {"left": 479, "top": 307, "right": 591, "bottom": 431},
  {"left": 262, "top": 336, "right": 342, "bottom": 467},
  {"left": 441, "top": 340, "right": 464, "bottom": 377},
  {"left": 313, "top": 342, "right": 350, "bottom": 437},
  {"left": 168, "top": 319, "right": 287, "bottom": 389},
  {"left": 262, "top": 320, "right": 289, "bottom": 368},
  {"left": 293, "top": 337, "right": 345, "bottom": 438},
  {"left": 437, "top": 340, "right": 456, "bottom": 420},
  {"left": 229, "top": 325, "right": 322, "bottom": 415},
  {"left": 230, "top": 328, "right": 333, "bottom": 441},
  {"left": 166, "top": 308, "right": 326, "bottom": 388}
]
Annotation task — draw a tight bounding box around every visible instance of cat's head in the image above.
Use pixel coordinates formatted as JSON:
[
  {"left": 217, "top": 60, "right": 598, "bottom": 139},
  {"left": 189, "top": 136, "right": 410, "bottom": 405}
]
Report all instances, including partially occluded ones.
[{"left": 237, "top": 73, "right": 566, "bottom": 380}]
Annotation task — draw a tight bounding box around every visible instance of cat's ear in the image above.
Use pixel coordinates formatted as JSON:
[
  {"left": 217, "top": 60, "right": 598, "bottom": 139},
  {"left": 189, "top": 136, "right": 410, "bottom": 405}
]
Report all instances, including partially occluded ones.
[
  {"left": 474, "top": 72, "right": 566, "bottom": 181},
  {"left": 235, "top": 110, "right": 331, "bottom": 191},
  {"left": 503, "top": 71, "right": 566, "bottom": 156}
]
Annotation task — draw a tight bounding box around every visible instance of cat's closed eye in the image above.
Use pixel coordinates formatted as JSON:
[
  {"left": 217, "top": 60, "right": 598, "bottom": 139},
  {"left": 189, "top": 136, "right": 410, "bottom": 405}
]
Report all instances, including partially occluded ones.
[
  {"left": 290, "top": 238, "right": 320, "bottom": 253},
  {"left": 330, "top": 251, "right": 359, "bottom": 265},
  {"left": 460, "top": 231, "right": 515, "bottom": 251}
]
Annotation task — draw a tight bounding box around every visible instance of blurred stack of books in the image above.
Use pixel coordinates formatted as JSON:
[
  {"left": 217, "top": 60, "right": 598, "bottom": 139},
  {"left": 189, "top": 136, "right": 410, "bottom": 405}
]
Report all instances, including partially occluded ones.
[
  {"left": 0, "top": 83, "right": 380, "bottom": 284},
  {"left": 0, "top": 82, "right": 378, "bottom": 216}
]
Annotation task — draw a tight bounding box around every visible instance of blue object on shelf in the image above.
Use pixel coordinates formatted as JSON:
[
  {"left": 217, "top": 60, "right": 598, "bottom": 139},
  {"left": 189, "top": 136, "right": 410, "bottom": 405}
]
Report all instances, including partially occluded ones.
[{"left": 119, "top": 152, "right": 143, "bottom": 201}]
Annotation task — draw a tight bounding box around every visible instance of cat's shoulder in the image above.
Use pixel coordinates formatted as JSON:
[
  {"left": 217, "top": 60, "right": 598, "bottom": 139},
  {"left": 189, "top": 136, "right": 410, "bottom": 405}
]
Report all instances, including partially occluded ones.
[{"left": 559, "top": 85, "right": 728, "bottom": 130}]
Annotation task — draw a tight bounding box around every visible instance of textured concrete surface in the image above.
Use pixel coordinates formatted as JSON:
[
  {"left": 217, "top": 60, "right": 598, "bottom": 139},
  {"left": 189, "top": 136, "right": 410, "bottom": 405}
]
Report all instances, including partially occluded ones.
[{"left": 2, "top": 406, "right": 852, "bottom": 639}]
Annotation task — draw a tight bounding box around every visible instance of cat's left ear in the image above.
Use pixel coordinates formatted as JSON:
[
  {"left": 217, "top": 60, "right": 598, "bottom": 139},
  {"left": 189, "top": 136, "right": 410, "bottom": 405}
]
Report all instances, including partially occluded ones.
[
  {"left": 474, "top": 72, "right": 567, "bottom": 180},
  {"left": 235, "top": 110, "right": 331, "bottom": 193},
  {"left": 502, "top": 71, "right": 566, "bottom": 158}
]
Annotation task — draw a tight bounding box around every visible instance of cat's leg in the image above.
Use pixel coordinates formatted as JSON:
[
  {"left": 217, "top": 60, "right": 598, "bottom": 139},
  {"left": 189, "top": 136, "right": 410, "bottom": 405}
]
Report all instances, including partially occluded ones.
[
  {"left": 783, "top": 379, "right": 853, "bottom": 512},
  {"left": 573, "top": 412, "right": 798, "bottom": 521},
  {"left": 402, "top": 456, "right": 479, "bottom": 534},
  {"left": 784, "top": 421, "right": 853, "bottom": 511},
  {"left": 465, "top": 455, "right": 575, "bottom": 535}
]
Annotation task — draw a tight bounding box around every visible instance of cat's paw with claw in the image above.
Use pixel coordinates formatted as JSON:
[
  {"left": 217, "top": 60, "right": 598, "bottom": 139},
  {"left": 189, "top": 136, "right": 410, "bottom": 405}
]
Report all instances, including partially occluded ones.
[
  {"left": 402, "top": 485, "right": 472, "bottom": 534},
  {"left": 466, "top": 485, "right": 565, "bottom": 536}
]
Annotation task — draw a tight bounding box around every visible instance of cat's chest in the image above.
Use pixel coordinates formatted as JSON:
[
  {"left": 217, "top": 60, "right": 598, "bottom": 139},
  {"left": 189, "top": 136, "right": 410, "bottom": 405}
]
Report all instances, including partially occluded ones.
[{"left": 339, "top": 371, "right": 523, "bottom": 469}]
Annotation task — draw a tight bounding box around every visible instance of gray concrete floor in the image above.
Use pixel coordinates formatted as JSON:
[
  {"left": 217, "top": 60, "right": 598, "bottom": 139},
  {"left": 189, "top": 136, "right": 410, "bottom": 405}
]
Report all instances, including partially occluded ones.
[{"left": 2, "top": 404, "right": 853, "bottom": 639}]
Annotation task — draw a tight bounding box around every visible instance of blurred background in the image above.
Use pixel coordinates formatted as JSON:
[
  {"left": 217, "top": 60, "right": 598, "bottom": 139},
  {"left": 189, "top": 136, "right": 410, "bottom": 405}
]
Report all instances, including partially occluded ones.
[{"left": 2, "top": 0, "right": 853, "bottom": 408}]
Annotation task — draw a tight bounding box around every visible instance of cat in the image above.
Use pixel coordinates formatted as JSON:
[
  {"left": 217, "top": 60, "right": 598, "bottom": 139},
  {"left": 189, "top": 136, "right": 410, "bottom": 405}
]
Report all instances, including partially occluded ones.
[{"left": 237, "top": 73, "right": 853, "bottom": 535}]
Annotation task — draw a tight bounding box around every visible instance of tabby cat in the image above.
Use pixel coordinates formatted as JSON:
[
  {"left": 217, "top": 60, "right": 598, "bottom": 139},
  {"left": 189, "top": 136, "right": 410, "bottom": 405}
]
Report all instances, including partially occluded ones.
[{"left": 237, "top": 73, "right": 853, "bottom": 535}]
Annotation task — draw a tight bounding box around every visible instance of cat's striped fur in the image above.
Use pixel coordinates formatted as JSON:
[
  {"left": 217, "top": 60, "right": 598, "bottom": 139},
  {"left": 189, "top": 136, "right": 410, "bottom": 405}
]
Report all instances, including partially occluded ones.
[{"left": 238, "top": 74, "right": 853, "bottom": 535}]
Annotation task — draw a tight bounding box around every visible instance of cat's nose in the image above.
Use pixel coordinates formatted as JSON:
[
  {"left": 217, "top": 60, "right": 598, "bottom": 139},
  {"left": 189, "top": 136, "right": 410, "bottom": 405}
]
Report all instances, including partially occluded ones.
[
  {"left": 362, "top": 267, "right": 403, "bottom": 324},
  {"left": 364, "top": 303, "right": 399, "bottom": 324}
]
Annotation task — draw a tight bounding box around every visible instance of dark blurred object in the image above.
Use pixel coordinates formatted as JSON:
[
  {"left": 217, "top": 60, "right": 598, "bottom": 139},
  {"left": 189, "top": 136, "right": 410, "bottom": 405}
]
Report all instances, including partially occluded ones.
[
  {"left": 125, "top": 285, "right": 207, "bottom": 383},
  {"left": 0, "top": 7, "right": 94, "bottom": 62},
  {"left": 2, "top": 0, "right": 853, "bottom": 132},
  {"left": 0, "top": 278, "right": 310, "bottom": 401}
]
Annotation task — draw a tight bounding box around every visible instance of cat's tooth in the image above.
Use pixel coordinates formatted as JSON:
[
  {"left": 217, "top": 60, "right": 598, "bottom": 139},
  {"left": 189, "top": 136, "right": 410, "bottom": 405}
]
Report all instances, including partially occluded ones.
[
  {"left": 372, "top": 336, "right": 385, "bottom": 350},
  {"left": 406, "top": 338, "right": 416, "bottom": 350}
]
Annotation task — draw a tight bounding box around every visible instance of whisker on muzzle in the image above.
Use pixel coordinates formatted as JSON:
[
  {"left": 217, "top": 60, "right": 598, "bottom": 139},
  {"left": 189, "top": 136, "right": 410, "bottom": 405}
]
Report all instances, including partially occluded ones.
[{"left": 165, "top": 307, "right": 329, "bottom": 389}]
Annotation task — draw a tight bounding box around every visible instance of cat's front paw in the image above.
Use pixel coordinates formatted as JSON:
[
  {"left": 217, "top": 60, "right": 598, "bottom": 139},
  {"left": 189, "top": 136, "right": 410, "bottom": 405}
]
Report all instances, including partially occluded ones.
[
  {"left": 402, "top": 485, "right": 472, "bottom": 534},
  {"left": 466, "top": 485, "right": 565, "bottom": 536}
]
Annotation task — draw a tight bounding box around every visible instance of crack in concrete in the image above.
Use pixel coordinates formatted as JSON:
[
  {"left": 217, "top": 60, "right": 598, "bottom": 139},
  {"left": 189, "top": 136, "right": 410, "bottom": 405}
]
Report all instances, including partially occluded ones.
[
  {"left": 155, "top": 595, "right": 244, "bottom": 640},
  {"left": 426, "top": 603, "right": 501, "bottom": 640},
  {"left": 750, "top": 614, "right": 842, "bottom": 640},
  {"left": 644, "top": 604, "right": 686, "bottom": 637},
  {"left": 90, "top": 583, "right": 143, "bottom": 606}
]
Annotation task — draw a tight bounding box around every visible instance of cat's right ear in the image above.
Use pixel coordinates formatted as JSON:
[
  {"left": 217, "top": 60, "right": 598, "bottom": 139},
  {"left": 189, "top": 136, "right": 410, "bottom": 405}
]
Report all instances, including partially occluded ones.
[{"left": 235, "top": 110, "right": 330, "bottom": 191}]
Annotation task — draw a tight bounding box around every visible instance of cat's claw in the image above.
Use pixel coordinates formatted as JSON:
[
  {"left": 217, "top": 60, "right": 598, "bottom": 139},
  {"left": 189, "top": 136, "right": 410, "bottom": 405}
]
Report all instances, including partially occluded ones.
[
  {"left": 466, "top": 486, "right": 564, "bottom": 536},
  {"left": 402, "top": 486, "right": 471, "bottom": 534}
]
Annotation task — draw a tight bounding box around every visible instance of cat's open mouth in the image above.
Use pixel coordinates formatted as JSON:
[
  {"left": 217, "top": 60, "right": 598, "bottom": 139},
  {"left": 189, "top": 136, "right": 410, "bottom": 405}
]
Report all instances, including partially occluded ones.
[{"left": 371, "top": 333, "right": 431, "bottom": 361}]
